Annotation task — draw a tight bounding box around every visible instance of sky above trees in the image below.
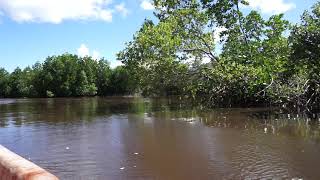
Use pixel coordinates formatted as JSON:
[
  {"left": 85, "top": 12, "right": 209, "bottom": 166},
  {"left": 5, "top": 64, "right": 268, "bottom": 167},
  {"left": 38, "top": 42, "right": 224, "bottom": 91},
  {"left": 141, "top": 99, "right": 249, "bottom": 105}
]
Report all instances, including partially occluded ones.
[{"left": 0, "top": 0, "right": 316, "bottom": 72}]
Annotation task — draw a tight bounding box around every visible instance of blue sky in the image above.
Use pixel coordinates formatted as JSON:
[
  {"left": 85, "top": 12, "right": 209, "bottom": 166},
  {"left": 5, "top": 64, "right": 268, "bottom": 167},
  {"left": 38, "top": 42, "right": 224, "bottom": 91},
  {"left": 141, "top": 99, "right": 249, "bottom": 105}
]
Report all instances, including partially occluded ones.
[{"left": 0, "top": 0, "right": 317, "bottom": 72}]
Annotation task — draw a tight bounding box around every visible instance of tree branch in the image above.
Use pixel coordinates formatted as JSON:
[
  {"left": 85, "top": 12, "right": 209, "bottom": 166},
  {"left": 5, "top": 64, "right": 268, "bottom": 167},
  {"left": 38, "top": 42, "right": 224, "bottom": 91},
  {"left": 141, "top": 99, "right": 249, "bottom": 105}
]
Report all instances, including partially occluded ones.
[
  {"left": 182, "top": 48, "right": 219, "bottom": 62},
  {"left": 256, "top": 76, "right": 274, "bottom": 96}
]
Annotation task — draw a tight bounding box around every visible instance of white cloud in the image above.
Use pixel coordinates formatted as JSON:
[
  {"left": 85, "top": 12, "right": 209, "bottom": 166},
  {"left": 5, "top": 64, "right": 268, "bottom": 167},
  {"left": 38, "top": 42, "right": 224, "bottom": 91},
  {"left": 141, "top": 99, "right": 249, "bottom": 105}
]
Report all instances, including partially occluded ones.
[
  {"left": 213, "top": 27, "right": 227, "bottom": 43},
  {"left": 246, "top": 0, "right": 296, "bottom": 14},
  {"left": 115, "top": 3, "right": 129, "bottom": 17},
  {"left": 77, "top": 44, "right": 101, "bottom": 60},
  {"left": 78, "top": 44, "right": 90, "bottom": 58},
  {"left": 110, "top": 60, "right": 123, "bottom": 68},
  {"left": 140, "top": 0, "right": 154, "bottom": 10},
  {"left": 92, "top": 50, "right": 101, "bottom": 60},
  {"left": 0, "top": 0, "right": 114, "bottom": 23},
  {"left": 202, "top": 55, "right": 211, "bottom": 64},
  {"left": 183, "top": 54, "right": 212, "bottom": 65},
  {"left": 99, "top": 10, "right": 113, "bottom": 22}
]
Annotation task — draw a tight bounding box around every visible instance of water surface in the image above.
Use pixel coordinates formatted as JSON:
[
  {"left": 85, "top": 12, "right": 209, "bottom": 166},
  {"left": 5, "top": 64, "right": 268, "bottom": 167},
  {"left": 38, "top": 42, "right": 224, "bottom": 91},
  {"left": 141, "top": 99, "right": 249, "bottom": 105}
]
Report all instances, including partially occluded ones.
[{"left": 0, "top": 97, "right": 320, "bottom": 179}]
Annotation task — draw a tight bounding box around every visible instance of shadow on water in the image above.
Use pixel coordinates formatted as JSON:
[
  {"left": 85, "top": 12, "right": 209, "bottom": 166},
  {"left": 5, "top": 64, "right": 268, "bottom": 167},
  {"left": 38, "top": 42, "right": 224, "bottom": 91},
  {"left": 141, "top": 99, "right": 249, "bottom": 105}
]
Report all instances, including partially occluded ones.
[{"left": 1, "top": 97, "right": 320, "bottom": 147}]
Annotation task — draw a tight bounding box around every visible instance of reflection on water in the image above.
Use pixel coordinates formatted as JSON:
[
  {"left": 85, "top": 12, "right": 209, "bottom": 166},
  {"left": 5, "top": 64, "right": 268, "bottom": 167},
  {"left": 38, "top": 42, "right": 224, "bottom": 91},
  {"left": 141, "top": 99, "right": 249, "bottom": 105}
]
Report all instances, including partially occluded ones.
[{"left": 0, "top": 97, "right": 320, "bottom": 179}]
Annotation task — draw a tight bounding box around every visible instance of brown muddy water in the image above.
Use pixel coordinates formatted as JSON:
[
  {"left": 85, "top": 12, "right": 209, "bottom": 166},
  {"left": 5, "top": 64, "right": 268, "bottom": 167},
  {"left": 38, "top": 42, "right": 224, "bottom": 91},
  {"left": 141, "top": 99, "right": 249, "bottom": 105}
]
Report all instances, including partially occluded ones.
[{"left": 0, "top": 97, "right": 320, "bottom": 180}]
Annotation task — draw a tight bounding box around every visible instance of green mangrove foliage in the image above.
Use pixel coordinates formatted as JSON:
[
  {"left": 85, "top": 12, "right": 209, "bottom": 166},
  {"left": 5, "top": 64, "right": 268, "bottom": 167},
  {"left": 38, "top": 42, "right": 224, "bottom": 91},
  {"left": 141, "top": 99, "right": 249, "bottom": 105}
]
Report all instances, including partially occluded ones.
[
  {"left": 117, "top": 1, "right": 320, "bottom": 108},
  {"left": 0, "top": 54, "right": 135, "bottom": 98}
]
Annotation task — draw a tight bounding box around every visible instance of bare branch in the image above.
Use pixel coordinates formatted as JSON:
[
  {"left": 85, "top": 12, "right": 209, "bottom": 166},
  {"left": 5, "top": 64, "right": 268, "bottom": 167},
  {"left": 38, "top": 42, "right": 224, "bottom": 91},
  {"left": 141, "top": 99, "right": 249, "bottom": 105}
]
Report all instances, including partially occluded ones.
[
  {"left": 256, "top": 76, "right": 274, "bottom": 96},
  {"left": 182, "top": 48, "right": 219, "bottom": 62}
]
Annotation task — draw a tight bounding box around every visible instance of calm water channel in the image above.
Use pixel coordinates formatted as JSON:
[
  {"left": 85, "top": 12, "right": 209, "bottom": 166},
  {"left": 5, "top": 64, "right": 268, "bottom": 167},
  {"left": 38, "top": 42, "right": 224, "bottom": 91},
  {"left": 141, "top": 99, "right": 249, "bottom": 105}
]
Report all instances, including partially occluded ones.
[{"left": 0, "top": 97, "right": 320, "bottom": 179}]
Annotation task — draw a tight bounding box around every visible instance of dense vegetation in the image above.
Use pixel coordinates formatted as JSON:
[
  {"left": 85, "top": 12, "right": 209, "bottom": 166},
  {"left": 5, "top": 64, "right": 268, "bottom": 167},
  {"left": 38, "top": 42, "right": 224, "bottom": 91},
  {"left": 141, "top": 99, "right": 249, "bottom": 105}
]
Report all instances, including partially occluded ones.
[
  {"left": 0, "top": 55, "right": 136, "bottom": 98},
  {"left": 117, "top": 0, "right": 320, "bottom": 110},
  {"left": 1, "top": 1, "right": 320, "bottom": 110}
]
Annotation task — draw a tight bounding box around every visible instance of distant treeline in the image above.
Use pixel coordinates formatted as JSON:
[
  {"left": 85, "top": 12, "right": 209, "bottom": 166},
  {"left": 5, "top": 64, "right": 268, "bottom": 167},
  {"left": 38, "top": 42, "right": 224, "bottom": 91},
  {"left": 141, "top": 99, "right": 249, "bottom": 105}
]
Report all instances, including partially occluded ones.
[
  {"left": 0, "top": 55, "right": 136, "bottom": 98},
  {"left": 1, "top": 1, "right": 320, "bottom": 110}
]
